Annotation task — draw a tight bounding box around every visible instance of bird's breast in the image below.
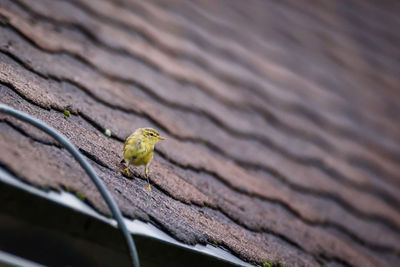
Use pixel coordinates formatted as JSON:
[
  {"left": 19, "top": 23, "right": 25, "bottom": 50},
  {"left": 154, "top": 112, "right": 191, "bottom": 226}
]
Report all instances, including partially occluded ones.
[{"left": 133, "top": 150, "right": 154, "bottom": 166}]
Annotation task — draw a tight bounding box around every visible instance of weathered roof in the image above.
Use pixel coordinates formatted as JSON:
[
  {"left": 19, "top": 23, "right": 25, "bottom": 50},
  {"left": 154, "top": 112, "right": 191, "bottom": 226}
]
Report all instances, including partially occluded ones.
[{"left": 0, "top": 0, "right": 400, "bottom": 266}]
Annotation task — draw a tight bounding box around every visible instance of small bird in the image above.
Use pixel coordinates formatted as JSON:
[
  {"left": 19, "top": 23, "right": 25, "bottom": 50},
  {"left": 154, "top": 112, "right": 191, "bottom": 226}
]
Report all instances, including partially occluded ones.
[{"left": 122, "top": 128, "right": 165, "bottom": 191}]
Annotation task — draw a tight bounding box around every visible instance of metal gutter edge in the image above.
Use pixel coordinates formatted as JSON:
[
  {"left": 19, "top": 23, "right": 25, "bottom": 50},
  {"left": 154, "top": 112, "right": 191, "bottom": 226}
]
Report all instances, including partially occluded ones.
[{"left": 0, "top": 167, "right": 252, "bottom": 267}]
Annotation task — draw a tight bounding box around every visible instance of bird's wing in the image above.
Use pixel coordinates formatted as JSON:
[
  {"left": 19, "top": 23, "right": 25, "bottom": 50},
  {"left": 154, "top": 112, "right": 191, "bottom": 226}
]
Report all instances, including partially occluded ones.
[{"left": 123, "top": 135, "right": 143, "bottom": 159}]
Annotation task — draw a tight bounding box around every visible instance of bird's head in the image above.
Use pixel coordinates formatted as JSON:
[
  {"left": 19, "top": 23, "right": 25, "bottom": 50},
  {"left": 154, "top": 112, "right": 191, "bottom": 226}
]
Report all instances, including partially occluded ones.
[{"left": 141, "top": 128, "right": 165, "bottom": 145}]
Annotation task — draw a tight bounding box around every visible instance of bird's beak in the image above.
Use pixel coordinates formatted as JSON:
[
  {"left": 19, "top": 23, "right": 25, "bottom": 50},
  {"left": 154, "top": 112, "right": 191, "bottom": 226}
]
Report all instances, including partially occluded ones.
[{"left": 157, "top": 136, "right": 166, "bottom": 140}]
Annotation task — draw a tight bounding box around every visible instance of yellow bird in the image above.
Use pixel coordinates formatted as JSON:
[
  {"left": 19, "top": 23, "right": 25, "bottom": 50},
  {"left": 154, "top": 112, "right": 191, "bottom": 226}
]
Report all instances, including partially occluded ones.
[{"left": 122, "top": 128, "right": 165, "bottom": 191}]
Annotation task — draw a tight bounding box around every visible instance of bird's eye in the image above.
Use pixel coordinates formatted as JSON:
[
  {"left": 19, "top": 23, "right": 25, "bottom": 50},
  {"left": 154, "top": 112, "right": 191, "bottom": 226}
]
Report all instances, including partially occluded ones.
[{"left": 149, "top": 133, "right": 155, "bottom": 137}]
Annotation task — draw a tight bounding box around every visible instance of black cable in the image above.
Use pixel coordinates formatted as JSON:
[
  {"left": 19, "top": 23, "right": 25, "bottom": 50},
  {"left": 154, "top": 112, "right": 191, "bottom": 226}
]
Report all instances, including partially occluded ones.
[{"left": 0, "top": 104, "right": 140, "bottom": 267}]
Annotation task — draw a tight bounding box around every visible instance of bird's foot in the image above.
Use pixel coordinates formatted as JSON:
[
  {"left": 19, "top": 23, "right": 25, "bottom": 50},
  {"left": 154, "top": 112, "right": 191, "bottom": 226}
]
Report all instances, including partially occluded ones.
[
  {"left": 144, "top": 184, "right": 151, "bottom": 191},
  {"left": 124, "top": 168, "right": 130, "bottom": 176}
]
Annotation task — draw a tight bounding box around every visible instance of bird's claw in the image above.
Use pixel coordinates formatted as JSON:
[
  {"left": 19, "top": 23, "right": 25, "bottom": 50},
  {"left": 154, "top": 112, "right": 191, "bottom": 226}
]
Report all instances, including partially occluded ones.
[
  {"left": 144, "top": 184, "right": 151, "bottom": 191},
  {"left": 124, "top": 168, "right": 130, "bottom": 176}
]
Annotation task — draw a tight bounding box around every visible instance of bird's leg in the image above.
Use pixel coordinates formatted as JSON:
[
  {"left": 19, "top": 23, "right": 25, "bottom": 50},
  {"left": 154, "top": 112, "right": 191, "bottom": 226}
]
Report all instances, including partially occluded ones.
[
  {"left": 120, "top": 159, "right": 130, "bottom": 176},
  {"left": 144, "top": 165, "right": 151, "bottom": 191},
  {"left": 124, "top": 167, "right": 130, "bottom": 176}
]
